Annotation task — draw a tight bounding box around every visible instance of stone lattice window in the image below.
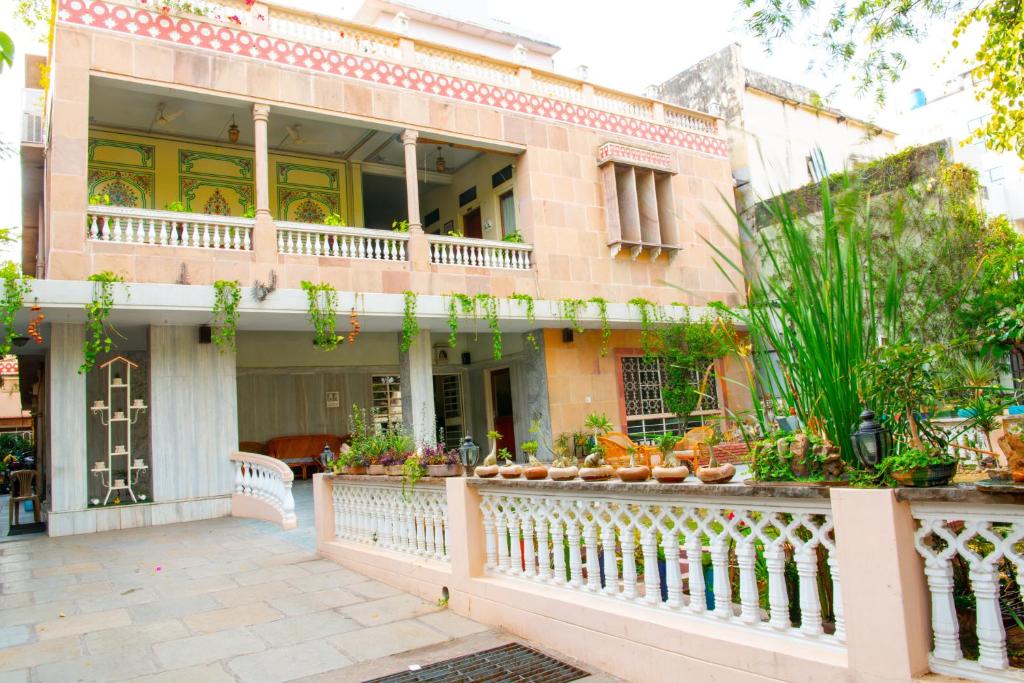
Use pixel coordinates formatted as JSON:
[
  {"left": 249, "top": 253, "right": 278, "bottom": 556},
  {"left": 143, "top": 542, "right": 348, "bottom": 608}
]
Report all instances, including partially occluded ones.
[
  {"left": 620, "top": 355, "right": 720, "bottom": 437},
  {"left": 597, "top": 142, "right": 680, "bottom": 261}
]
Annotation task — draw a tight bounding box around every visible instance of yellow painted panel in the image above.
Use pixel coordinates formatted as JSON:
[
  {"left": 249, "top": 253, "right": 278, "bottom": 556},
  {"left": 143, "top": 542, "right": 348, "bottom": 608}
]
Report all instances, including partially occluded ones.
[
  {"left": 88, "top": 138, "right": 155, "bottom": 168},
  {"left": 178, "top": 149, "right": 253, "bottom": 180}
]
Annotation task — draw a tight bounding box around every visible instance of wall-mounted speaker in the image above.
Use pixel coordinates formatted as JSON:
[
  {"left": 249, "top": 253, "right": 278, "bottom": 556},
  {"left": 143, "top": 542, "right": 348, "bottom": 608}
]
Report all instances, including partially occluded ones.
[
  {"left": 198, "top": 325, "right": 212, "bottom": 344},
  {"left": 461, "top": 352, "right": 471, "bottom": 365},
  {"left": 562, "top": 328, "right": 574, "bottom": 343}
]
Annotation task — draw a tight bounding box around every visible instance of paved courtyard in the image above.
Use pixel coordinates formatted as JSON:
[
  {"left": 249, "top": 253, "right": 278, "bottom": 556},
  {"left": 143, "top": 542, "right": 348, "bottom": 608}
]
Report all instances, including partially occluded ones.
[{"left": 0, "top": 482, "right": 613, "bottom": 682}]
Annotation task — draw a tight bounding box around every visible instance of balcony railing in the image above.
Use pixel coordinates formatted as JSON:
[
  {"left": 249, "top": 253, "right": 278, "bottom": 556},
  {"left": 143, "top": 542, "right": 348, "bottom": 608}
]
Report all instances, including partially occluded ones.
[
  {"left": 427, "top": 235, "right": 532, "bottom": 271},
  {"left": 277, "top": 221, "right": 409, "bottom": 261},
  {"left": 86, "top": 205, "right": 255, "bottom": 251}
]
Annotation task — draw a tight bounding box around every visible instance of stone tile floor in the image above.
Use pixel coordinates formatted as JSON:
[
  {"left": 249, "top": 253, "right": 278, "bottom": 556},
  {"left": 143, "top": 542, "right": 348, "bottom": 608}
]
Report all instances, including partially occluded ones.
[{"left": 0, "top": 481, "right": 615, "bottom": 682}]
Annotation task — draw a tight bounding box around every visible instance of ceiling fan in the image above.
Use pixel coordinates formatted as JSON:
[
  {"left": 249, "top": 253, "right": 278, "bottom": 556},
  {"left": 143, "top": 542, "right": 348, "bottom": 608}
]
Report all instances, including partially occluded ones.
[
  {"left": 152, "top": 102, "right": 184, "bottom": 131},
  {"left": 281, "top": 124, "right": 328, "bottom": 147}
]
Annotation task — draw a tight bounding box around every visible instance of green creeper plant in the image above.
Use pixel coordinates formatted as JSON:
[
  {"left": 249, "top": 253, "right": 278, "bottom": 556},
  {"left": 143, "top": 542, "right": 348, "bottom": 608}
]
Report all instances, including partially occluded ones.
[
  {"left": 400, "top": 291, "right": 419, "bottom": 352},
  {"left": 509, "top": 293, "right": 538, "bottom": 350},
  {"left": 300, "top": 281, "right": 342, "bottom": 351},
  {"left": 211, "top": 280, "right": 241, "bottom": 352},
  {"left": 0, "top": 263, "right": 30, "bottom": 357},
  {"left": 475, "top": 293, "right": 502, "bottom": 360},
  {"left": 445, "top": 293, "right": 476, "bottom": 348},
  {"left": 559, "top": 298, "right": 585, "bottom": 333},
  {"left": 628, "top": 297, "right": 659, "bottom": 351},
  {"left": 647, "top": 307, "right": 730, "bottom": 421},
  {"left": 589, "top": 297, "right": 611, "bottom": 356},
  {"left": 80, "top": 271, "right": 124, "bottom": 374}
]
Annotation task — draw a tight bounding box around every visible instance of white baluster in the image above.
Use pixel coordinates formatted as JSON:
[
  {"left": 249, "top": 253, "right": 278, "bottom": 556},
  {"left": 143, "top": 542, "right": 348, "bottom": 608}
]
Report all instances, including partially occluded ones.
[
  {"left": 972, "top": 562, "right": 1009, "bottom": 669},
  {"left": 567, "top": 514, "right": 584, "bottom": 588},
  {"left": 522, "top": 515, "right": 536, "bottom": 578},
  {"left": 584, "top": 515, "right": 601, "bottom": 592},
  {"left": 764, "top": 542, "right": 790, "bottom": 630},
  {"left": 827, "top": 551, "right": 845, "bottom": 642},
  {"left": 399, "top": 240, "right": 406, "bottom": 261},
  {"left": 663, "top": 531, "right": 682, "bottom": 609},
  {"left": 89, "top": 214, "right": 100, "bottom": 239},
  {"left": 684, "top": 530, "right": 707, "bottom": 614},
  {"left": 483, "top": 510, "right": 497, "bottom": 570},
  {"left": 796, "top": 543, "right": 824, "bottom": 637},
  {"left": 535, "top": 516, "right": 551, "bottom": 581},
  {"left": 601, "top": 521, "right": 618, "bottom": 596},
  {"left": 160, "top": 220, "right": 170, "bottom": 246},
  {"left": 497, "top": 512, "right": 510, "bottom": 572},
  {"left": 736, "top": 538, "right": 760, "bottom": 624},
  {"left": 551, "top": 516, "right": 566, "bottom": 584},
  {"left": 642, "top": 527, "right": 660, "bottom": 604},
  {"left": 620, "top": 525, "right": 637, "bottom": 600}
]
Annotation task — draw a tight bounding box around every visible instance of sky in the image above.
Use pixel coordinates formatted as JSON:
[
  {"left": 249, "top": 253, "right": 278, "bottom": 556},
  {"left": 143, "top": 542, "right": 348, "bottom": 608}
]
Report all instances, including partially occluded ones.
[{"left": 0, "top": 0, "right": 975, "bottom": 263}]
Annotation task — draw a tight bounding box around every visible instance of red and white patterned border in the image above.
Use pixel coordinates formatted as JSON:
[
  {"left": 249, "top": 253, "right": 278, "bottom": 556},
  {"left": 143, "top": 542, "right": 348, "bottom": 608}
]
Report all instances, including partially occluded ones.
[{"left": 58, "top": 0, "right": 728, "bottom": 159}]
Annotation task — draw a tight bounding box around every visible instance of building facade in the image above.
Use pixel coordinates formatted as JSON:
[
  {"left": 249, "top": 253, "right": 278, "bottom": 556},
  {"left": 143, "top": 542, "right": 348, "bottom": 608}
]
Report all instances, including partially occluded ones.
[
  {"left": 655, "top": 43, "right": 899, "bottom": 212},
  {"left": 18, "top": 0, "right": 745, "bottom": 535}
]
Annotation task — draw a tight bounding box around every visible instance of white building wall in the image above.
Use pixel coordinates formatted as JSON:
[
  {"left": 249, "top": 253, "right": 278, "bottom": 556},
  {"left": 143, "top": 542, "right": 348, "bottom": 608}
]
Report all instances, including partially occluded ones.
[{"left": 741, "top": 90, "right": 899, "bottom": 202}]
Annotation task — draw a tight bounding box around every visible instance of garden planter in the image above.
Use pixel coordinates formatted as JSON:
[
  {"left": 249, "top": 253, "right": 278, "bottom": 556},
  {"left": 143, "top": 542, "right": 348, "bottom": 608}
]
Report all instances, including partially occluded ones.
[
  {"left": 616, "top": 465, "right": 650, "bottom": 482},
  {"left": 548, "top": 466, "right": 579, "bottom": 481},
  {"left": 697, "top": 462, "right": 736, "bottom": 484},
  {"left": 653, "top": 465, "right": 690, "bottom": 483},
  {"left": 891, "top": 461, "right": 956, "bottom": 487},
  {"left": 475, "top": 465, "right": 499, "bottom": 478},
  {"left": 499, "top": 465, "right": 523, "bottom": 479},
  {"left": 368, "top": 464, "right": 386, "bottom": 476},
  {"left": 579, "top": 465, "right": 614, "bottom": 481},
  {"left": 385, "top": 465, "right": 404, "bottom": 476},
  {"left": 523, "top": 465, "right": 549, "bottom": 480},
  {"left": 427, "top": 463, "right": 464, "bottom": 477},
  {"left": 342, "top": 465, "right": 367, "bottom": 475}
]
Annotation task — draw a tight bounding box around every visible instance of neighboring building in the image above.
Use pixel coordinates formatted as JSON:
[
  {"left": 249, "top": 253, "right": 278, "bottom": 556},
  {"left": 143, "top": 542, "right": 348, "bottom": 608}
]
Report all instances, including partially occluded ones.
[
  {"left": 898, "top": 71, "right": 1024, "bottom": 233},
  {"left": 0, "top": 357, "right": 33, "bottom": 437},
  {"left": 19, "top": 0, "right": 745, "bottom": 535},
  {"left": 654, "top": 44, "right": 899, "bottom": 211}
]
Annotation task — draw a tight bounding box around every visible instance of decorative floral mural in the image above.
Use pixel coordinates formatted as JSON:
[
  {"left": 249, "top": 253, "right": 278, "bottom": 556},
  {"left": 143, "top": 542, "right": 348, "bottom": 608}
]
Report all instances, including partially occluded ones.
[{"left": 203, "top": 189, "right": 231, "bottom": 216}]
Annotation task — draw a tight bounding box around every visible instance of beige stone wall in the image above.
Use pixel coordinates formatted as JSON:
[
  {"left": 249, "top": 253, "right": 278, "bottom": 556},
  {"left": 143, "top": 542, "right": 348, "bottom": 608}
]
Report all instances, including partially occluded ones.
[{"left": 44, "top": 25, "right": 743, "bottom": 308}]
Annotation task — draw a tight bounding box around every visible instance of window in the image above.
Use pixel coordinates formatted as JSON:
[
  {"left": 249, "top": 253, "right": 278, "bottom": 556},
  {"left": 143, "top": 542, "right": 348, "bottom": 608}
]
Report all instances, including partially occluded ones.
[
  {"left": 499, "top": 190, "right": 516, "bottom": 236},
  {"left": 619, "top": 355, "right": 719, "bottom": 438},
  {"left": 491, "top": 164, "right": 513, "bottom": 188},
  {"left": 806, "top": 147, "right": 828, "bottom": 182},
  {"left": 370, "top": 375, "right": 402, "bottom": 430},
  {"left": 988, "top": 167, "right": 1005, "bottom": 183}
]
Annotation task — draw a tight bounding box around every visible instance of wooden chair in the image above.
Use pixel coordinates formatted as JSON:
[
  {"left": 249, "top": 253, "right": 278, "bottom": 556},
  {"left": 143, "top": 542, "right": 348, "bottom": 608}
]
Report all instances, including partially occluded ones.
[
  {"left": 597, "top": 432, "right": 657, "bottom": 468},
  {"left": 9, "top": 470, "right": 41, "bottom": 527}
]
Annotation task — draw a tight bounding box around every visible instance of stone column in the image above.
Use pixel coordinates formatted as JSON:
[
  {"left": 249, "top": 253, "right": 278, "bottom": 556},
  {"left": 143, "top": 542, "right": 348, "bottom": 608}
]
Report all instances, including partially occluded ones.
[
  {"left": 47, "top": 324, "right": 88, "bottom": 519},
  {"left": 402, "top": 129, "right": 430, "bottom": 269},
  {"left": 252, "top": 104, "right": 271, "bottom": 219},
  {"left": 399, "top": 329, "right": 435, "bottom": 446},
  {"left": 251, "top": 103, "right": 277, "bottom": 257}
]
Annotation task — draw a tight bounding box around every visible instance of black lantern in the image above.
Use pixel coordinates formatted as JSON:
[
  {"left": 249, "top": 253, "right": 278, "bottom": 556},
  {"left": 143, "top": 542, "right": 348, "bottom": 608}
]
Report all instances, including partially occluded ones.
[
  {"left": 850, "top": 409, "right": 892, "bottom": 469},
  {"left": 319, "top": 442, "right": 334, "bottom": 470},
  {"left": 459, "top": 435, "right": 480, "bottom": 467}
]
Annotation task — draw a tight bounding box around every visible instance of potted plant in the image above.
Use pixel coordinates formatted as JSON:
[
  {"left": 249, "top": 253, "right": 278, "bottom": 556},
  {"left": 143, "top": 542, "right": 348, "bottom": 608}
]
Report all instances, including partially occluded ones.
[
  {"left": 475, "top": 449, "right": 499, "bottom": 478},
  {"left": 548, "top": 450, "right": 579, "bottom": 480},
  {"left": 584, "top": 412, "right": 613, "bottom": 441},
  {"left": 615, "top": 448, "right": 650, "bottom": 482},
  {"left": 333, "top": 448, "right": 368, "bottom": 475},
  {"left": 381, "top": 451, "right": 404, "bottom": 476},
  {"left": 498, "top": 449, "right": 522, "bottom": 478},
  {"left": 652, "top": 433, "right": 689, "bottom": 483},
  {"left": 424, "top": 444, "right": 464, "bottom": 477},
  {"left": 882, "top": 446, "right": 957, "bottom": 487},
  {"left": 696, "top": 426, "right": 736, "bottom": 484},
  {"left": 521, "top": 441, "right": 548, "bottom": 479},
  {"left": 579, "top": 445, "right": 613, "bottom": 481}
]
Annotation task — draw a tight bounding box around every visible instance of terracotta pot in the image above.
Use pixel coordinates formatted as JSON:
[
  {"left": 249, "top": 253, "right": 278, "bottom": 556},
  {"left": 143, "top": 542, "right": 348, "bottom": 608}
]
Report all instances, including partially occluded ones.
[
  {"left": 548, "top": 466, "right": 578, "bottom": 481},
  {"left": 475, "top": 465, "right": 499, "bottom": 478},
  {"left": 368, "top": 464, "right": 386, "bottom": 476},
  {"left": 653, "top": 465, "right": 690, "bottom": 483},
  {"left": 499, "top": 465, "right": 523, "bottom": 479},
  {"left": 385, "top": 465, "right": 404, "bottom": 476},
  {"left": 697, "top": 462, "right": 736, "bottom": 484},
  {"left": 342, "top": 465, "right": 367, "bottom": 475},
  {"left": 891, "top": 462, "right": 956, "bottom": 488},
  {"left": 427, "top": 463, "right": 464, "bottom": 477},
  {"left": 523, "top": 465, "right": 549, "bottom": 480},
  {"left": 616, "top": 465, "right": 651, "bottom": 482},
  {"left": 579, "top": 465, "right": 614, "bottom": 481}
]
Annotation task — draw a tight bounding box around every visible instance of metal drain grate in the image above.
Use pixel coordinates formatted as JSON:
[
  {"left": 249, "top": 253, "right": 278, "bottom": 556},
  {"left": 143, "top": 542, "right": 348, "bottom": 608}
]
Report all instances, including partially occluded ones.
[{"left": 364, "top": 642, "right": 589, "bottom": 683}]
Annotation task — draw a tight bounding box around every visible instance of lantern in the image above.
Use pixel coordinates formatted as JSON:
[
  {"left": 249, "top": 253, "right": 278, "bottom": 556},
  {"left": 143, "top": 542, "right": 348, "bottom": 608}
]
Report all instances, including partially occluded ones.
[
  {"left": 227, "top": 116, "right": 240, "bottom": 144},
  {"left": 850, "top": 409, "right": 892, "bottom": 469},
  {"left": 319, "top": 442, "right": 334, "bottom": 470},
  {"left": 459, "top": 434, "right": 480, "bottom": 467}
]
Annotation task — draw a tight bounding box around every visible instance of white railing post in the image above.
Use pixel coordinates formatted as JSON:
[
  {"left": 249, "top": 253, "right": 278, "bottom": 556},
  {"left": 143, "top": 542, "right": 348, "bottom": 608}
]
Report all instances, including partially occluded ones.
[
  {"left": 426, "top": 234, "right": 533, "bottom": 271},
  {"left": 229, "top": 451, "right": 296, "bottom": 530}
]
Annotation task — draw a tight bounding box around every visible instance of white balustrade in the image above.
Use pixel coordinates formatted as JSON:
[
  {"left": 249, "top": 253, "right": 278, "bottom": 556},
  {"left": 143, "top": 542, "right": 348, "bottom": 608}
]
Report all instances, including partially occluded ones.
[
  {"left": 593, "top": 89, "right": 655, "bottom": 119},
  {"left": 427, "top": 235, "right": 532, "bottom": 271},
  {"left": 665, "top": 108, "right": 719, "bottom": 135},
  {"left": 912, "top": 502, "right": 1024, "bottom": 681},
  {"left": 331, "top": 477, "right": 449, "bottom": 562},
  {"left": 266, "top": 10, "right": 401, "bottom": 59},
  {"left": 415, "top": 45, "right": 519, "bottom": 87},
  {"left": 477, "top": 483, "right": 842, "bottom": 644},
  {"left": 277, "top": 222, "right": 409, "bottom": 261},
  {"left": 86, "top": 206, "right": 254, "bottom": 251},
  {"left": 230, "top": 451, "right": 296, "bottom": 530}
]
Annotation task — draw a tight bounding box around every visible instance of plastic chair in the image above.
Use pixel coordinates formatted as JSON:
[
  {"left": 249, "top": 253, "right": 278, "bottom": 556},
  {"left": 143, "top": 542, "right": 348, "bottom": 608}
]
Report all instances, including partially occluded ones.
[{"left": 9, "top": 470, "right": 41, "bottom": 527}]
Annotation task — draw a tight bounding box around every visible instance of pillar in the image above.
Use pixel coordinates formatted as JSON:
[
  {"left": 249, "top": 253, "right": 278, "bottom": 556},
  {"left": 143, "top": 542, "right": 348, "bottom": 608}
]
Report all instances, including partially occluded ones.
[
  {"left": 251, "top": 103, "right": 276, "bottom": 256},
  {"left": 401, "top": 129, "right": 422, "bottom": 234},
  {"left": 831, "top": 488, "right": 932, "bottom": 682},
  {"left": 399, "top": 329, "right": 435, "bottom": 446},
  {"left": 47, "top": 324, "right": 87, "bottom": 517}
]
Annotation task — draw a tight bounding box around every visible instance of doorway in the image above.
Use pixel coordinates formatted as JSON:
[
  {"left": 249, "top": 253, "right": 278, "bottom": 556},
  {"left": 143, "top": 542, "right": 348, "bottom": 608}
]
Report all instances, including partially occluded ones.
[
  {"left": 462, "top": 207, "right": 482, "bottom": 239},
  {"left": 433, "top": 374, "right": 464, "bottom": 449},
  {"left": 489, "top": 368, "right": 515, "bottom": 458}
]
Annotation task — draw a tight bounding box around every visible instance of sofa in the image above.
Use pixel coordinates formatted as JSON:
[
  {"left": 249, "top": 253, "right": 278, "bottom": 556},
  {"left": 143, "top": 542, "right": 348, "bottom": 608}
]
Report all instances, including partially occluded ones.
[{"left": 251, "top": 434, "right": 349, "bottom": 479}]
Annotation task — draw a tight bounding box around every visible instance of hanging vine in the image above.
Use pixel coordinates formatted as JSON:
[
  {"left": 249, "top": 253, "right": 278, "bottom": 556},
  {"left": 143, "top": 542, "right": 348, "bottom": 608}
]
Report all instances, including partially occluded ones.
[
  {"left": 628, "top": 297, "right": 660, "bottom": 352},
  {"left": 211, "top": 280, "right": 241, "bottom": 352},
  {"left": 80, "top": 271, "right": 124, "bottom": 374},
  {"left": 446, "top": 293, "right": 476, "bottom": 348},
  {"left": 475, "top": 293, "right": 502, "bottom": 360},
  {"left": 559, "top": 298, "right": 585, "bottom": 333},
  {"left": 301, "top": 280, "right": 342, "bottom": 351},
  {"left": 589, "top": 296, "right": 611, "bottom": 356},
  {"left": 401, "top": 291, "right": 419, "bottom": 352},
  {"left": 509, "top": 292, "right": 538, "bottom": 349},
  {"left": 0, "top": 263, "right": 31, "bottom": 357}
]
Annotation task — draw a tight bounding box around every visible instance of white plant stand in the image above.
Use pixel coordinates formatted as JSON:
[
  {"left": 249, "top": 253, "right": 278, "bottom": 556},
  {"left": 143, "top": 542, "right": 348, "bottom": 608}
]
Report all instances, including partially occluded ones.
[{"left": 89, "top": 356, "right": 148, "bottom": 505}]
